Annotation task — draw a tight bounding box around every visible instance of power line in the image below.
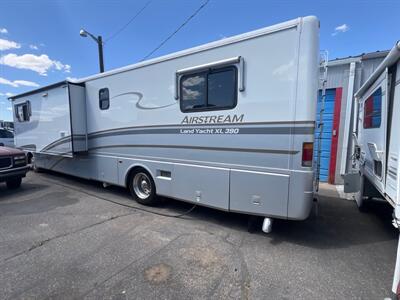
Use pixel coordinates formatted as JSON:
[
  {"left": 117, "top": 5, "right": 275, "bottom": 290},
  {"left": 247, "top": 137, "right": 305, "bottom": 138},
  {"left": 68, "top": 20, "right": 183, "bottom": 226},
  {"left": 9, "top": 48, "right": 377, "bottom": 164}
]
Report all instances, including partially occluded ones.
[
  {"left": 141, "top": 0, "right": 210, "bottom": 61},
  {"left": 105, "top": 1, "right": 152, "bottom": 43}
]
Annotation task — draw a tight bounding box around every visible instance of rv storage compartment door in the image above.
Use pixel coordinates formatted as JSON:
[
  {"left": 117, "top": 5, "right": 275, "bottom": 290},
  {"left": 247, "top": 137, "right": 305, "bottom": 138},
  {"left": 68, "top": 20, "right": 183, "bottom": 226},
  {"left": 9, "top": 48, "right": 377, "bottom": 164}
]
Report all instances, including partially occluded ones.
[
  {"left": 172, "top": 164, "right": 229, "bottom": 210},
  {"left": 229, "top": 170, "right": 289, "bottom": 217},
  {"left": 13, "top": 82, "right": 87, "bottom": 157}
]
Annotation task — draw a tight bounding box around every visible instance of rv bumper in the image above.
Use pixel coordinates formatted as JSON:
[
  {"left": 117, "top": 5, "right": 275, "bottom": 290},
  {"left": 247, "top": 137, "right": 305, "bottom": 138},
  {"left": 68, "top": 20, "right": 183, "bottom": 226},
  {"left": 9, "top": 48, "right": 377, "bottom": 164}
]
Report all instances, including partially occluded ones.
[{"left": 0, "top": 166, "right": 29, "bottom": 182}]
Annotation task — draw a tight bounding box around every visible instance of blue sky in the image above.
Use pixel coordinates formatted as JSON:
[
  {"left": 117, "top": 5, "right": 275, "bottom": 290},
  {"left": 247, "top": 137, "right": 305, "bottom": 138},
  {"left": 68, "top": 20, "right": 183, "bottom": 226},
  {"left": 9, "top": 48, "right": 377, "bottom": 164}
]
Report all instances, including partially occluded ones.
[{"left": 0, "top": 0, "right": 399, "bottom": 121}]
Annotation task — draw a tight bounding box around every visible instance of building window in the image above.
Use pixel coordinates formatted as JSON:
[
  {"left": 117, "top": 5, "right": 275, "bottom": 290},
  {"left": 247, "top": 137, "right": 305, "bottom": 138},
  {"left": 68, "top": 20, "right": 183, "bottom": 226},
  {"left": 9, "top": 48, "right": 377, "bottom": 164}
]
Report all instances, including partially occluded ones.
[
  {"left": 15, "top": 101, "right": 31, "bottom": 122},
  {"left": 99, "top": 88, "right": 110, "bottom": 110},
  {"left": 363, "top": 88, "right": 382, "bottom": 129},
  {"left": 180, "top": 66, "right": 237, "bottom": 112}
]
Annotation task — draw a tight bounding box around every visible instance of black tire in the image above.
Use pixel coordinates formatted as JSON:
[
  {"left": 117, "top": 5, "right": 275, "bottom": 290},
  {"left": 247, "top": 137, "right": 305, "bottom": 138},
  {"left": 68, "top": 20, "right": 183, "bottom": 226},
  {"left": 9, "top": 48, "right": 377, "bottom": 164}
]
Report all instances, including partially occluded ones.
[
  {"left": 6, "top": 177, "right": 22, "bottom": 189},
  {"left": 128, "top": 169, "right": 159, "bottom": 206}
]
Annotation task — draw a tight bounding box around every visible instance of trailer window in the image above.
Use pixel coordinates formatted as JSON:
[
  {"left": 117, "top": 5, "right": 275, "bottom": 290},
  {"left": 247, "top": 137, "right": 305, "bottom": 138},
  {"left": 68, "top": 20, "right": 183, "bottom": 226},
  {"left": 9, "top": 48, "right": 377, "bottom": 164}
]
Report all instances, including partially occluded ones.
[
  {"left": 0, "top": 129, "right": 13, "bottom": 138},
  {"left": 363, "top": 88, "right": 382, "bottom": 129},
  {"left": 0, "top": 129, "right": 14, "bottom": 139},
  {"left": 15, "top": 101, "right": 31, "bottom": 122},
  {"left": 99, "top": 88, "right": 110, "bottom": 110},
  {"left": 180, "top": 66, "right": 237, "bottom": 112},
  {"left": 181, "top": 73, "right": 207, "bottom": 110}
]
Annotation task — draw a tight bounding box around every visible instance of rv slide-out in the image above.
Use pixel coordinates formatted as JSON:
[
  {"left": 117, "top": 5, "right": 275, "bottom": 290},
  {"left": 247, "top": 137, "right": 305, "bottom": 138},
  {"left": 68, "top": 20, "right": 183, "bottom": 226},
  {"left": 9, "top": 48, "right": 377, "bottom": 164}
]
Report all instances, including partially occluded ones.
[{"left": 12, "top": 82, "right": 87, "bottom": 157}]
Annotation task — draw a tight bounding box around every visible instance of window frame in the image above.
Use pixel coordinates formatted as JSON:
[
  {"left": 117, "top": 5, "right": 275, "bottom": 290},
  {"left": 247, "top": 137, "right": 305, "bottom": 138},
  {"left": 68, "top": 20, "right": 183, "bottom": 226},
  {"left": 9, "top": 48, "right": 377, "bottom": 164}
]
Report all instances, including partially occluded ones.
[
  {"left": 179, "top": 65, "right": 238, "bottom": 113},
  {"left": 363, "top": 87, "right": 382, "bottom": 129},
  {"left": 14, "top": 101, "right": 31, "bottom": 122},
  {"left": 99, "top": 88, "right": 110, "bottom": 110}
]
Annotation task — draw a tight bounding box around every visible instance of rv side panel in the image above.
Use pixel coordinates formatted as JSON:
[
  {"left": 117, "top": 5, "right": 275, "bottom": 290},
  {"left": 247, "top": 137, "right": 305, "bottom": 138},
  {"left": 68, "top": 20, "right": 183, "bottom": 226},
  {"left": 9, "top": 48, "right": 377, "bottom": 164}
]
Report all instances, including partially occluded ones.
[{"left": 386, "top": 62, "right": 400, "bottom": 203}]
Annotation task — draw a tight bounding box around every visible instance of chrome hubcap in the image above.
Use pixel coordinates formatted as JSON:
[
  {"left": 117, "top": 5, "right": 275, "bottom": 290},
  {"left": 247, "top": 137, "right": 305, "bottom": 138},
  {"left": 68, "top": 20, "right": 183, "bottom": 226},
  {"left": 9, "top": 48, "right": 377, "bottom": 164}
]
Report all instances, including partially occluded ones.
[{"left": 133, "top": 172, "right": 151, "bottom": 199}]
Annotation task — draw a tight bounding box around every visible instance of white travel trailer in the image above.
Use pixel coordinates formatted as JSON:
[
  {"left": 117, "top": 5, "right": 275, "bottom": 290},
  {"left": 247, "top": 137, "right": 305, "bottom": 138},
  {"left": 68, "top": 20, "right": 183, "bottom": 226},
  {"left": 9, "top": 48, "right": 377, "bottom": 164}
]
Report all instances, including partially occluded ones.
[
  {"left": 11, "top": 16, "right": 319, "bottom": 231},
  {"left": 345, "top": 41, "right": 400, "bottom": 210},
  {"left": 342, "top": 41, "right": 400, "bottom": 293}
]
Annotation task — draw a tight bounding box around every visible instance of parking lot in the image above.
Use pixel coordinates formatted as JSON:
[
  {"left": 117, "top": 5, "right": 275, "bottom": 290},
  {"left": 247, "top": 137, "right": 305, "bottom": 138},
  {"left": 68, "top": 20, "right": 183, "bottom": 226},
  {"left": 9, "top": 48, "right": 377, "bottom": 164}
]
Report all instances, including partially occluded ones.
[{"left": 0, "top": 171, "right": 397, "bottom": 299}]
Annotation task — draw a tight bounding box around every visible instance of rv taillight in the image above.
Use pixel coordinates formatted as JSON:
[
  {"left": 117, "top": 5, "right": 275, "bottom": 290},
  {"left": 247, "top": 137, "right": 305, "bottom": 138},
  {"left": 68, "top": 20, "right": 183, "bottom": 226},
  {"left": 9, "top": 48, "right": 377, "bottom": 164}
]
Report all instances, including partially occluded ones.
[{"left": 302, "top": 142, "right": 313, "bottom": 167}]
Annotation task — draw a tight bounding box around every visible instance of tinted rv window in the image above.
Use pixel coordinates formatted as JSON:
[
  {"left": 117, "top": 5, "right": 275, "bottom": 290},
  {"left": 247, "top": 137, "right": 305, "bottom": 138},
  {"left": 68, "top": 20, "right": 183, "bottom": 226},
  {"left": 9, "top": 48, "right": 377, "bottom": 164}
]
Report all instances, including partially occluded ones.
[
  {"left": 181, "top": 73, "right": 207, "bottom": 111},
  {"left": 363, "top": 88, "right": 382, "bottom": 129},
  {"left": 99, "top": 88, "right": 110, "bottom": 110},
  {"left": 180, "top": 66, "right": 237, "bottom": 112},
  {"left": 15, "top": 101, "right": 31, "bottom": 122},
  {"left": 0, "top": 129, "right": 13, "bottom": 138},
  {"left": 208, "top": 68, "right": 236, "bottom": 109}
]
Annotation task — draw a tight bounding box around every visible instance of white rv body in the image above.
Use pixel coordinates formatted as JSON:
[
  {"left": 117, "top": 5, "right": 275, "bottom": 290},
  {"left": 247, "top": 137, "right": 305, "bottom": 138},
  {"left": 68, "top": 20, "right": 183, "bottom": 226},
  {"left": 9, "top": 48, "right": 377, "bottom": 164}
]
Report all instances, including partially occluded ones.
[
  {"left": 348, "top": 41, "right": 400, "bottom": 208},
  {"left": 11, "top": 16, "right": 319, "bottom": 220},
  {"left": 343, "top": 41, "right": 400, "bottom": 294}
]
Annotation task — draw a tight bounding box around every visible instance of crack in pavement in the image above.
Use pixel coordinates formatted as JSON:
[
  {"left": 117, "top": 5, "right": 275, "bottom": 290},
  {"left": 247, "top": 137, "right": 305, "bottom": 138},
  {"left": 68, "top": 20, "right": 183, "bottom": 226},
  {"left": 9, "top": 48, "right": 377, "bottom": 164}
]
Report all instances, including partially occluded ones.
[{"left": 0, "top": 212, "right": 137, "bottom": 265}]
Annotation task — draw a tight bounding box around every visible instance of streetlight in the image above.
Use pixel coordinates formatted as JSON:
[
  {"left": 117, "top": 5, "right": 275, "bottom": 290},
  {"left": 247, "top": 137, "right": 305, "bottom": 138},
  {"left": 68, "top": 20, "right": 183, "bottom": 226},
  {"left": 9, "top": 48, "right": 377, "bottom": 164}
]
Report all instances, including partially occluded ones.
[{"left": 79, "top": 28, "right": 104, "bottom": 73}]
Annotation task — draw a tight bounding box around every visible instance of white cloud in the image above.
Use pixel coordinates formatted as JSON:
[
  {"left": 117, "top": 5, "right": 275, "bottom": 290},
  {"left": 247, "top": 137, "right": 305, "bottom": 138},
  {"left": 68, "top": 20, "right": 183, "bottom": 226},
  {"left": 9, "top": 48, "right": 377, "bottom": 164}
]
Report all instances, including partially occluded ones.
[
  {"left": 14, "top": 80, "right": 40, "bottom": 87},
  {"left": 332, "top": 24, "right": 349, "bottom": 36},
  {"left": 29, "top": 44, "right": 38, "bottom": 50},
  {"left": 0, "top": 28, "right": 8, "bottom": 34},
  {"left": 0, "top": 38, "right": 21, "bottom": 51},
  {"left": 0, "top": 92, "right": 15, "bottom": 97},
  {"left": 0, "top": 76, "right": 39, "bottom": 87},
  {"left": 0, "top": 53, "right": 71, "bottom": 75}
]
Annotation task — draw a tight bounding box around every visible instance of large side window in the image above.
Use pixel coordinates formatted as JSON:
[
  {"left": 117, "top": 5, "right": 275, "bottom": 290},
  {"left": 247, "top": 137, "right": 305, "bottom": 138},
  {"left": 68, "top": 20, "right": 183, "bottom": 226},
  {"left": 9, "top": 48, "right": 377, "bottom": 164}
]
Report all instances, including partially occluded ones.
[
  {"left": 0, "top": 129, "right": 13, "bottom": 138},
  {"left": 363, "top": 87, "right": 382, "bottom": 129},
  {"left": 4, "top": 130, "right": 13, "bottom": 138},
  {"left": 99, "top": 88, "right": 110, "bottom": 110},
  {"left": 0, "top": 129, "right": 7, "bottom": 138},
  {"left": 180, "top": 66, "right": 237, "bottom": 112},
  {"left": 15, "top": 101, "right": 31, "bottom": 122}
]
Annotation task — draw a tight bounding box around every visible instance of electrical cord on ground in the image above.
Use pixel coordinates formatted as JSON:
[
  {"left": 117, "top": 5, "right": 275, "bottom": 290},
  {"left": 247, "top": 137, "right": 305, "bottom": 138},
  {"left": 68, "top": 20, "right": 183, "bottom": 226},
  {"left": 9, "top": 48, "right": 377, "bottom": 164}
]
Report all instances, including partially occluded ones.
[{"left": 39, "top": 176, "right": 197, "bottom": 219}]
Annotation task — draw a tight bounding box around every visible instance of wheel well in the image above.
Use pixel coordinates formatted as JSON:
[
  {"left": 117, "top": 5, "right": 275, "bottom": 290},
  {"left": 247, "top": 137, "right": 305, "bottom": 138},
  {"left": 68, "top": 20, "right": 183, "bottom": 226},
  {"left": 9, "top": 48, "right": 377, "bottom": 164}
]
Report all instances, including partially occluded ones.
[{"left": 125, "top": 166, "right": 152, "bottom": 188}]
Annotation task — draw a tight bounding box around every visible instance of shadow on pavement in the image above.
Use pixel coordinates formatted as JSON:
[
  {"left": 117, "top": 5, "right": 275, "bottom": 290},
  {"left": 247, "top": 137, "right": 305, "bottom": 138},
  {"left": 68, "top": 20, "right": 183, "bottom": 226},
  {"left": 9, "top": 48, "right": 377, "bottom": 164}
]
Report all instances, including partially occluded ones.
[{"left": 20, "top": 170, "right": 398, "bottom": 251}]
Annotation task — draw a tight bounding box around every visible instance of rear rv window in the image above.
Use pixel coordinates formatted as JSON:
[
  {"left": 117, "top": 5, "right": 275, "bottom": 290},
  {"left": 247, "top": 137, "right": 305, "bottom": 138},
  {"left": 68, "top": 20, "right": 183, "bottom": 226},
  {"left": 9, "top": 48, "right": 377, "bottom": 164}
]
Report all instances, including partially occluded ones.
[
  {"left": 15, "top": 101, "right": 31, "bottom": 122},
  {"left": 363, "top": 88, "right": 382, "bottom": 129},
  {"left": 180, "top": 66, "right": 237, "bottom": 112},
  {"left": 99, "top": 88, "right": 110, "bottom": 110}
]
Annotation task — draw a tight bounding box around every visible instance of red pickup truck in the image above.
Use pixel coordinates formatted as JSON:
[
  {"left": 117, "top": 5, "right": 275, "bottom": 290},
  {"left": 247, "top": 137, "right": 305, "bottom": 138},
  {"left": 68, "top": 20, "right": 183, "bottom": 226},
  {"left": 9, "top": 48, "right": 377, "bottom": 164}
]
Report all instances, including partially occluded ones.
[{"left": 0, "top": 146, "right": 29, "bottom": 189}]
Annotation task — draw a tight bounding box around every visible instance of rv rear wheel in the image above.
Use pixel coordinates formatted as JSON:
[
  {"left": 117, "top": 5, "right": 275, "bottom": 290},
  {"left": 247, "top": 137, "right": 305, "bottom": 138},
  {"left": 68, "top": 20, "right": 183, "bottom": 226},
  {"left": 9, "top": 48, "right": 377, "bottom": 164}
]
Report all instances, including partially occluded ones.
[{"left": 129, "top": 169, "right": 158, "bottom": 206}]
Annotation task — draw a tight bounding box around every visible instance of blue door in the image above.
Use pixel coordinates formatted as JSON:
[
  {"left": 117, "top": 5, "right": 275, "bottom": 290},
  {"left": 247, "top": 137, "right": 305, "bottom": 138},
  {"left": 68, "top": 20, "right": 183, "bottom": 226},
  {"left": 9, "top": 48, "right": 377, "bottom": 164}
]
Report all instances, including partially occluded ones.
[{"left": 315, "top": 89, "right": 335, "bottom": 182}]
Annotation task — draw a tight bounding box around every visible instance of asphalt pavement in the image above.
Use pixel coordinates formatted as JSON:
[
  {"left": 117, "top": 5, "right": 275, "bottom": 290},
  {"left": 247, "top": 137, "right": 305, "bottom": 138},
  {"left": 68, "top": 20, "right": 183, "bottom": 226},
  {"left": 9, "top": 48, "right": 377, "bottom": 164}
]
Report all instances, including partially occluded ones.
[{"left": 0, "top": 171, "right": 397, "bottom": 299}]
